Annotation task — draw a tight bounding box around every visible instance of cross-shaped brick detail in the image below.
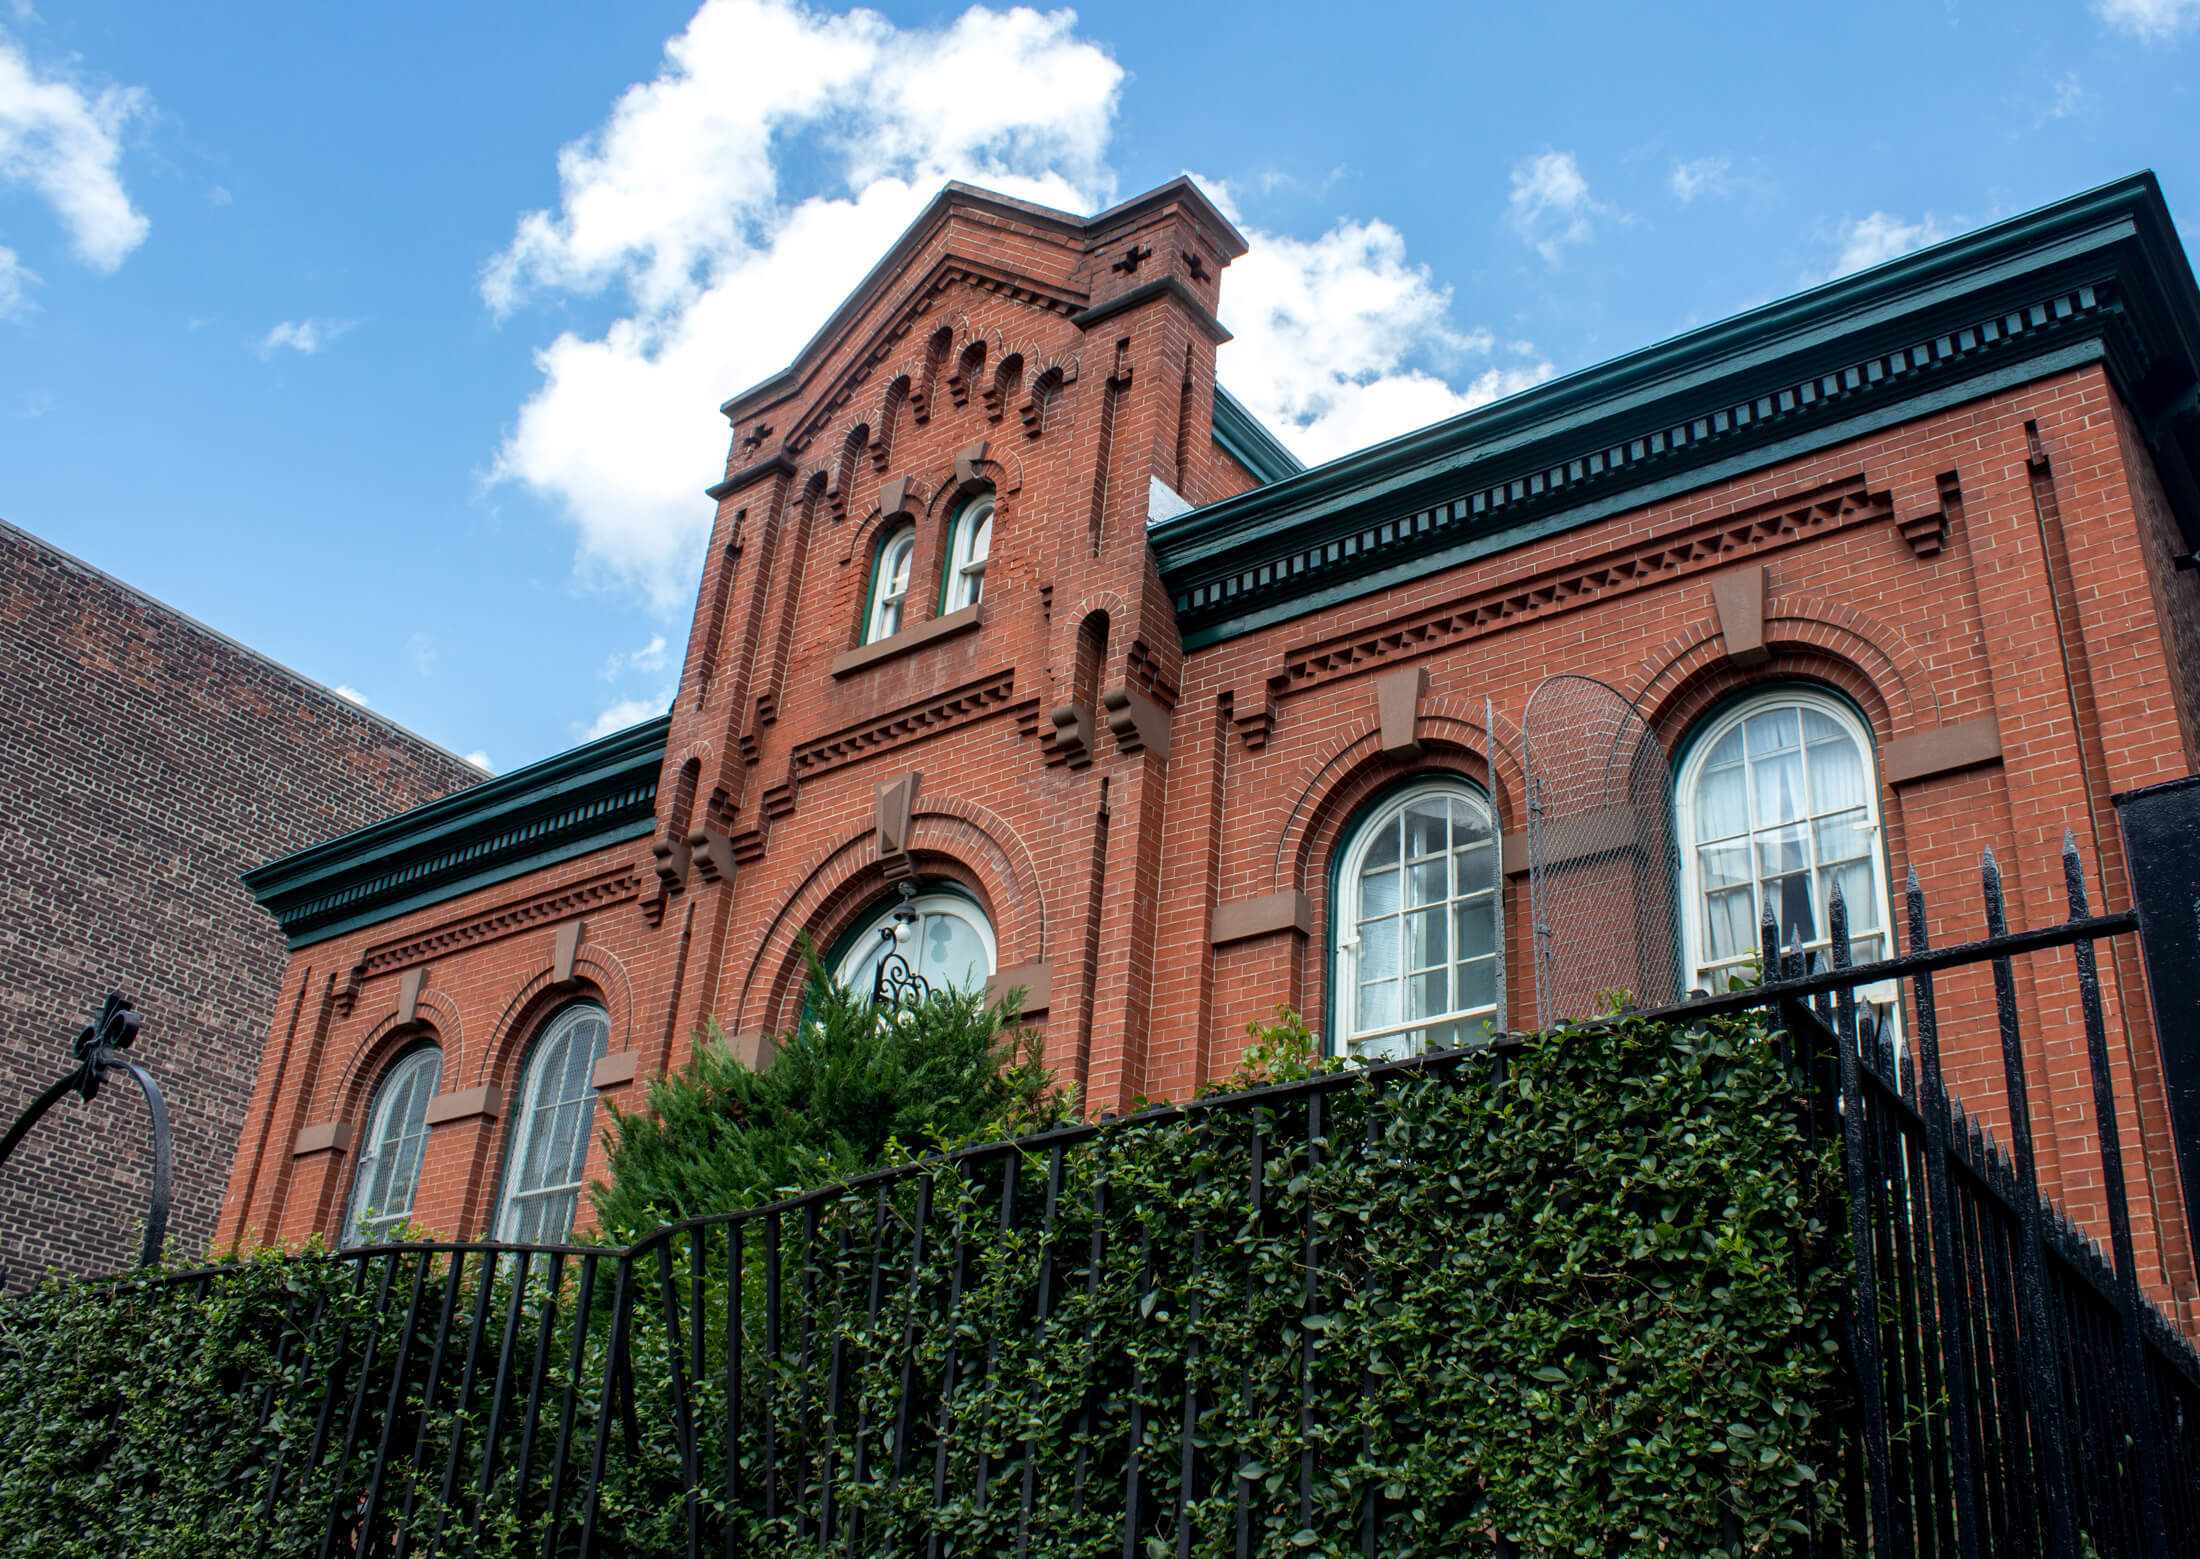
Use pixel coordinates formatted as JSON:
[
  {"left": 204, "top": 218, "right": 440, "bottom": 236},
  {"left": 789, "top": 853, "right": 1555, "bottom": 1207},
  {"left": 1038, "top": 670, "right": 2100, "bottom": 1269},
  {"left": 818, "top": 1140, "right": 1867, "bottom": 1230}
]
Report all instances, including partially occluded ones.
[
  {"left": 739, "top": 421, "right": 774, "bottom": 452},
  {"left": 1111, "top": 244, "right": 1152, "bottom": 275}
]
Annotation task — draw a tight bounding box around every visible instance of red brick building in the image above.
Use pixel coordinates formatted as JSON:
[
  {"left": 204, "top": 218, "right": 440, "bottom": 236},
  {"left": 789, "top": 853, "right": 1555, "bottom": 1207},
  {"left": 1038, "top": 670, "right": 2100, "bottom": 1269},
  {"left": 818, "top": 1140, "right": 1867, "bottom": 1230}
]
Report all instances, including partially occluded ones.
[
  {"left": 0, "top": 519, "right": 483, "bottom": 1284},
  {"left": 218, "top": 174, "right": 2200, "bottom": 1325}
]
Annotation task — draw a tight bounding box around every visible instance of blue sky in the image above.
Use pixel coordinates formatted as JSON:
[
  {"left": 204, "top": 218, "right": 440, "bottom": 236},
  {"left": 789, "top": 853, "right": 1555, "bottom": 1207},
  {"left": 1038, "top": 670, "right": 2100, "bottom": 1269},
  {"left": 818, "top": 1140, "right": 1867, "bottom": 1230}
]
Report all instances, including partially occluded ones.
[{"left": 2, "top": 0, "right": 2195, "bottom": 775}]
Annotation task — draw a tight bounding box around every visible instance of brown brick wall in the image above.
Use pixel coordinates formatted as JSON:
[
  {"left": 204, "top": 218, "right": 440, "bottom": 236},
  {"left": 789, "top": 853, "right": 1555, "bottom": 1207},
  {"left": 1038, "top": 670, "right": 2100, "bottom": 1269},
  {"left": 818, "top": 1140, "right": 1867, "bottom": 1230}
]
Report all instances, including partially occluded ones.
[{"left": 0, "top": 519, "right": 483, "bottom": 1284}]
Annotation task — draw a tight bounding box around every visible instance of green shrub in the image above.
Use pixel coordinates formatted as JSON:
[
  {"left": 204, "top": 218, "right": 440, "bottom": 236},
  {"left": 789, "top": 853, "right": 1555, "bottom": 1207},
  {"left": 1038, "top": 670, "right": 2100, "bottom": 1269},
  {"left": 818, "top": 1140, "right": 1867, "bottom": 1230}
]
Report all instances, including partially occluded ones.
[{"left": 589, "top": 953, "right": 1062, "bottom": 1241}]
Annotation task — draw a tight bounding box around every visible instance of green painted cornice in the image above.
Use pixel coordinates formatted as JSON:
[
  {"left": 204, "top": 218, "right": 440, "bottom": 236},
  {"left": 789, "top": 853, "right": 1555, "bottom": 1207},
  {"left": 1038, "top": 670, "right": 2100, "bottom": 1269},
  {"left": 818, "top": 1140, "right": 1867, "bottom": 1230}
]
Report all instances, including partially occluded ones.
[
  {"left": 242, "top": 715, "right": 670, "bottom": 949},
  {"left": 1211, "top": 383, "right": 1305, "bottom": 487},
  {"left": 1153, "top": 172, "right": 2200, "bottom": 649}
]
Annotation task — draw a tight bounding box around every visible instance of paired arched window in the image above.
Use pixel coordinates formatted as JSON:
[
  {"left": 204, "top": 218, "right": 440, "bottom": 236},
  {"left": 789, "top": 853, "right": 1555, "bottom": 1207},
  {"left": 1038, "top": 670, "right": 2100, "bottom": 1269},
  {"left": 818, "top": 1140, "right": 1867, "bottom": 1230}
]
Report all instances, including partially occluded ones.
[
  {"left": 833, "top": 887, "right": 997, "bottom": 997},
  {"left": 864, "top": 526, "right": 916, "bottom": 644},
  {"left": 345, "top": 1045, "right": 441, "bottom": 1246},
  {"left": 1675, "top": 688, "right": 1890, "bottom": 992},
  {"left": 943, "top": 496, "right": 993, "bottom": 611},
  {"left": 1333, "top": 778, "right": 1503, "bottom": 1059},
  {"left": 494, "top": 1002, "right": 611, "bottom": 1243}
]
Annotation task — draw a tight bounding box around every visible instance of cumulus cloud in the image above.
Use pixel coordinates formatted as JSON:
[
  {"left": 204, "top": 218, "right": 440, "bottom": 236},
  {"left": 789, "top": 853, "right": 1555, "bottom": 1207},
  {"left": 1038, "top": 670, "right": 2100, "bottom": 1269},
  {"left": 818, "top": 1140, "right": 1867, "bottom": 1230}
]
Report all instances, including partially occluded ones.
[
  {"left": 603, "top": 633, "right": 670, "bottom": 679},
  {"left": 258, "top": 317, "right": 356, "bottom": 357},
  {"left": 2096, "top": 0, "right": 2200, "bottom": 40},
  {"left": 585, "top": 689, "right": 674, "bottom": 741},
  {"left": 1669, "top": 156, "right": 1733, "bottom": 203},
  {"left": 0, "top": 243, "right": 33, "bottom": 318},
  {"left": 464, "top": 750, "right": 496, "bottom": 774},
  {"left": 1507, "top": 150, "right": 1598, "bottom": 262},
  {"left": 1204, "top": 188, "right": 1553, "bottom": 464},
  {"left": 333, "top": 684, "right": 370, "bottom": 707},
  {"left": 0, "top": 34, "right": 148, "bottom": 272},
  {"left": 490, "top": 0, "right": 1557, "bottom": 602},
  {"left": 1825, "top": 210, "right": 1956, "bottom": 279}
]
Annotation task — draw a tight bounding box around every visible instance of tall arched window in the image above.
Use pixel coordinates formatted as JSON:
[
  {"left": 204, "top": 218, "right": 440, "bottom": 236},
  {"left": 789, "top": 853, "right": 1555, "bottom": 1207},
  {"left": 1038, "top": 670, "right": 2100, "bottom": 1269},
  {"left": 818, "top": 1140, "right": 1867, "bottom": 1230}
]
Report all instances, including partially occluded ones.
[
  {"left": 943, "top": 495, "right": 993, "bottom": 611},
  {"left": 832, "top": 887, "right": 996, "bottom": 997},
  {"left": 344, "top": 1045, "right": 441, "bottom": 1246},
  {"left": 494, "top": 1003, "right": 611, "bottom": 1243},
  {"left": 1675, "top": 689, "right": 1891, "bottom": 993},
  {"left": 1333, "top": 778, "right": 1503, "bottom": 1059},
  {"left": 864, "top": 525, "right": 916, "bottom": 643}
]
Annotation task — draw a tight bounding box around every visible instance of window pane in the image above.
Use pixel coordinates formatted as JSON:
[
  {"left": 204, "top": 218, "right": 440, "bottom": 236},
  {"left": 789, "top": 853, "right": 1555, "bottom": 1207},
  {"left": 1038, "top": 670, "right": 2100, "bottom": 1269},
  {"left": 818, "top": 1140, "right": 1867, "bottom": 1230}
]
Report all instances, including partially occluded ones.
[
  {"left": 1815, "top": 807, "right": 1872, "bottom": 865},
  {"left": 1362, "top": 821, "right": 1400, "bottom": 872},
  {"left": 1357, "top": 978, "right": 1399, "bottom": 1030},
  {"left": 1357, "top": 917, "right": 1399, "bottom": 981},
  {"left": 1406, "top": 968, "right": 1447, "bottom": 1019},
  {"left": 967, "top": 511, "right": 992, "bottom": 563},
  {"left": 1751, "top": 747, "right": 1807, "bottom": 826},
  {"left": 1705, "top": 886, "right": 1756, "bottom": 964},
  {"left": 1403, "top": 802, "right": 1449, "bottom": 860},
  {"left": 1705, "top": 727, "right": 1744, "bottom": 768},
  {"left": 1745, "top": 708, "right": 1800, "bottom": 758},
  {"left": 1457, "top": 955, "right": 1497, "bottom": 1013},
  {"left": 1754, "top": 823, "right": 1809, "bottom": 881},
  {"left": 916, "top": 909, "right": 990, "bottom": 991},
  {"left": 1455, "top": 841, "right": 1495, "bottom": 895},
  {"left": 1406, "top": 858, "right": 1447, "bottom": 908},
  {"left": 1820, "top": 860, "right": 1879, "bottom": 931},
  {"left": 1450, "top": 797, "right": 1493, "bottom": 846},
  {"left": 1404, "top": 907, "right": 1447, "bottom": 971},
  {"left": 1359, "top": 866, "right": 1400, "bottom": 917},
  {"left": 1454, "top": 899, "right": 1495, "bottom": 961},
  {"left": 1700, "top": 841, "right": 1750, "bottom": 891},
  {"left": 1807, "top": 723, "right": 1867, "bottom": 812},
  {"left": 1695, "top": 761, "right": 1747, "bottom": 842}
]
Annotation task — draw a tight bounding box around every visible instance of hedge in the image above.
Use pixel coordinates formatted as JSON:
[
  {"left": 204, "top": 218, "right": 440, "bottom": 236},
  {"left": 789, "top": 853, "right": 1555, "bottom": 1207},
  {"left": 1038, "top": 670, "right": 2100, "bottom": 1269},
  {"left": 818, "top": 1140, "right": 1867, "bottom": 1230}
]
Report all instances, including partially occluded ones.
[{"left": 0, "top": 1006, "right": 1845, "bottom": 1556}]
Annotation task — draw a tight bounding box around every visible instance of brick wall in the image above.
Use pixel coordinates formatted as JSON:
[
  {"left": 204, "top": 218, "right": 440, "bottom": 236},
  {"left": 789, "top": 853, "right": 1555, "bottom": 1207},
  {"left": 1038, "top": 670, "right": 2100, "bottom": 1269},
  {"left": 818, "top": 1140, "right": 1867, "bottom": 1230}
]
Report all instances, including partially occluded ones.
[{"left": 0, "top": 519, "right": 483, "bottom": 1284}]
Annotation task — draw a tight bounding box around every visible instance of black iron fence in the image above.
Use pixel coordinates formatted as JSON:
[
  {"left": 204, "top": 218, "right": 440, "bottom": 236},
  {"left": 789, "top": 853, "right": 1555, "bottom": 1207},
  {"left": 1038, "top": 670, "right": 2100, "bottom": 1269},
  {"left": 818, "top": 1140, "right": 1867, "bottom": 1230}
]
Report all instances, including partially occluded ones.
[{"left": 18, "top": 838, "right": 2200, "bottom": 1557}]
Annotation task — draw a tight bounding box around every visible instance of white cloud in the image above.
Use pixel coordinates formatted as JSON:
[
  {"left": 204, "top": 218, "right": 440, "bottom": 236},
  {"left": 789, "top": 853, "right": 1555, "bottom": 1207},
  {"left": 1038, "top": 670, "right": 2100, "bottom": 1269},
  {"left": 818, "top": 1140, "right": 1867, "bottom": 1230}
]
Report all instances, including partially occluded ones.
[
  {"left": 0, "top": 34, "right": 148, "bottom": 271},
  {"left": 333, "top": 685, "right": 370, "bottom": 707},
  {"left": 1205, "top": 191, "right": 1553, "bottom": 465},
  {"left": 1825, "top": 210, "right": 1955, "bottom": 279},
  {"left": 2096, "top": 0, "right": 2200, "bottom": 40},
  {"left": 603, "top": 633, "right": 670, "bottom": 680},
  {"left": 464, "top": 750, "right": 496, "bottom": 774},
  {"left": 0, "top": 243, "right": 34, "bottom": 318},
  {"left": 585, "top": 688, "right": 673, "bottom": 740},
  {"left": 1669, "top": 156, "right": 1733, "bottom": 203},
  {"left": 207, "top": 183, "right": 231, "bottom": 206},
  {"left": 258, "top": 317, "right": 356, "bottom": 357},
  {"left": 1508, "top": 150, "right": 1597, "bottom": 262}
]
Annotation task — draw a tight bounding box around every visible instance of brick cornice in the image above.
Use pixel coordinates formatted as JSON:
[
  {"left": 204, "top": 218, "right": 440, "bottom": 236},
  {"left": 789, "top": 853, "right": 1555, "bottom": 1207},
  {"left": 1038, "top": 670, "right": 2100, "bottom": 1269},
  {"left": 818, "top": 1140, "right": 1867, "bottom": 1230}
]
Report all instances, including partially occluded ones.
[
  {"left": 355, "top": 864, "right": 643, "bottom": 979},
  {"left": 792, "top": 671, "right": 1016, "bottom": 780}
]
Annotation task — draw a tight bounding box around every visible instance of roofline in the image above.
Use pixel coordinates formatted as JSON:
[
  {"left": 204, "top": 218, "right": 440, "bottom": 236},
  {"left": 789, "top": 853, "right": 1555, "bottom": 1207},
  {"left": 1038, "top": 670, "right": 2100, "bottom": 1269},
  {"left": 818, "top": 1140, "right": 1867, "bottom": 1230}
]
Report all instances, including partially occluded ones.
[
  {"left": 0, "top": 514, "right": 483, "bottom": 775},
  {"left": 718, "top": 176, "right": 1248, "bottom": 426},
  {"left": 1211, "top": 383, "right": 1305, "bottom": 486},
  {"left": 1152, "top": 171, "right": 2200, "bottom": 648}
]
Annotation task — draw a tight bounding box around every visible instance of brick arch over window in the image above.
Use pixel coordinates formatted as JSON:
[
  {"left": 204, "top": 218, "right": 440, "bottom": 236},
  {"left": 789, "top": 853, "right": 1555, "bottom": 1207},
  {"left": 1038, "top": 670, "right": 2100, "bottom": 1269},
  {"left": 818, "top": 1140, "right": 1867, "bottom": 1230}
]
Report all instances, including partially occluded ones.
[
  {"left": 731, "top": 795, "right": 1046, "bottom": 1035},
  {"left": 334, "top": 993, "right": 457, "bottom": 1126},
  {"left": 1268, "top": 697, "right": 1514, "bottom": 897},
  {"left": 469, "top": 946, "right": 633, "bottom": 1090},
  {"left": 1631, "top": 593, "right": 1931, "bottom": 743}
]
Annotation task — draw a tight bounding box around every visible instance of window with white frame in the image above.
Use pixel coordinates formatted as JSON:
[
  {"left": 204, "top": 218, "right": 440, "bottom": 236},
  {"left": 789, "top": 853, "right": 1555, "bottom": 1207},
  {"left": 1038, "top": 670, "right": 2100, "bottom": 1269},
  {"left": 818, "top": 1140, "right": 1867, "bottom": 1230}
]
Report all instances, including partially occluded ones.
[
  {"left": 1675, "top": 689, "right": 1893, "bottom": 994},
  {"left": 832, "top": 888, "right": 997, "bottom": 998},
  {"left": 864, "top": 526, "right": 916, "bottom": 643},
  {"left": 1334, "top": 778, "right": 1503, "bottom": 1059},
  {"left": 944, "top": 495, "right": 993, "bottom": 611},
  {"left": 494, "top": 1003, "right": 611, "bottom": 1243},
  {"left": 344, "top": 1045, "right": 441, "bottom": 1246}
]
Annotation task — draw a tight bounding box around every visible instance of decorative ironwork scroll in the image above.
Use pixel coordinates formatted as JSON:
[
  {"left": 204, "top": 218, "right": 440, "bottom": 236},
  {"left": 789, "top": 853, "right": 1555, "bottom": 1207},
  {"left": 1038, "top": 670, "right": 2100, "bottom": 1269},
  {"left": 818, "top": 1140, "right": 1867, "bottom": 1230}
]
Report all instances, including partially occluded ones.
[
  {"left": 0, "top": 992, "right": 174, "bottom": 1272},
  {"left": 869, "top": 882, "right": 933, "bottom": 1009}
]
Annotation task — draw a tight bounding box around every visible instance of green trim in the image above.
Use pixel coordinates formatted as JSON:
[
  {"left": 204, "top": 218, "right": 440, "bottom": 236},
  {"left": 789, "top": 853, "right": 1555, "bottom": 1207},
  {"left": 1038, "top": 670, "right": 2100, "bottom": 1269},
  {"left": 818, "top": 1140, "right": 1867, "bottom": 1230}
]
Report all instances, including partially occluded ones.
[
  {"left": 1155, "top": 173, "right": 2200, "bottom": 649},
  {"left": 1211, "top": 384, "right": 1304, "bottom": 486},
  {"left": 242, "top": 716, "right": 670, "bottom": 949}
]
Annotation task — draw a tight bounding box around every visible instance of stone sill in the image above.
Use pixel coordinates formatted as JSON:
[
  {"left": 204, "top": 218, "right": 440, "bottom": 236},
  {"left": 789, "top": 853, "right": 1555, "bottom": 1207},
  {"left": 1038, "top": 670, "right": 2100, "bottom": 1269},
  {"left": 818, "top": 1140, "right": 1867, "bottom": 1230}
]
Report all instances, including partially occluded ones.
[{"left": 830, "top": 603, "right": 983, "bottom": 678}]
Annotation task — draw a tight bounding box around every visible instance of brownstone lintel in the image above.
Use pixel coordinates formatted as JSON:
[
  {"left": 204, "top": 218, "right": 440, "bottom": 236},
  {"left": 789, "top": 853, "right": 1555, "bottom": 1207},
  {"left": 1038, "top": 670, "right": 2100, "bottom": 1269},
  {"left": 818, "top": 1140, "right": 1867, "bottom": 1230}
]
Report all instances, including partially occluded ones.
[
  {"left": 424, "top": 1085, "right": 503, "bottom": 1127},
  {"left": 1882, "top": 715, "right": 2003, "bottom": 786},
  {"left": 292, "top": 1120, "right": 353, "bottom": 1158},
  {"left": 1211, "top": 890, "right": 1314, "bottom": 947}
]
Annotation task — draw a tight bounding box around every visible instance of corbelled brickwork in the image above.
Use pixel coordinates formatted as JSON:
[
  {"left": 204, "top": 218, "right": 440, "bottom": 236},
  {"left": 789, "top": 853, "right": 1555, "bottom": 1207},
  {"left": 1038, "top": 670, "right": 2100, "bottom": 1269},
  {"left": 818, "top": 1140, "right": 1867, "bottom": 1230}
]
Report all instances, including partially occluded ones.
[
  {"left": 217, "top": 175, "right": 2200, "bottom": 1334},
  {"left": 0, "top": 519, "right": 483, "bottom": 1284}
]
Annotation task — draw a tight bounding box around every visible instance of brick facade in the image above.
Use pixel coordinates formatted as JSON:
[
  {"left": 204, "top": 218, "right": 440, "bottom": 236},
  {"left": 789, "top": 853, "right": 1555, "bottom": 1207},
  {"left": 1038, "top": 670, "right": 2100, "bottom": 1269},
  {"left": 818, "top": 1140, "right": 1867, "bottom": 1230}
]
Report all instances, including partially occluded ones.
[
  {"left": 217, "top": 176, "right": 2200, "bottom": 1330},
  {"left": 0, "top": 519, "right": 484, "bottom": 1284}
]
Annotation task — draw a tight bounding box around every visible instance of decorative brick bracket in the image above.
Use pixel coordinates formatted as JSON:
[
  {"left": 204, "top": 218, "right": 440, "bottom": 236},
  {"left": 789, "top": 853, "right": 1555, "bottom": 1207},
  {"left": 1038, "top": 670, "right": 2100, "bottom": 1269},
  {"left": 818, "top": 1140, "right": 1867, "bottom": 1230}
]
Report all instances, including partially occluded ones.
[
  {"left": 1375, "top": 666, "right": 1429, "bottom": 756},
  {"left": 1895, "top": 471, "right": 1961, "bottom": 558},
  {"left": 875, "top": 772, "right": 922, "bottom": 882},
  {"left": 1050, "top": 704, "right": 1097, "bottom": 768},
  {"left": 1101, "top": 685, "right": 1172, "bottom": 759}
]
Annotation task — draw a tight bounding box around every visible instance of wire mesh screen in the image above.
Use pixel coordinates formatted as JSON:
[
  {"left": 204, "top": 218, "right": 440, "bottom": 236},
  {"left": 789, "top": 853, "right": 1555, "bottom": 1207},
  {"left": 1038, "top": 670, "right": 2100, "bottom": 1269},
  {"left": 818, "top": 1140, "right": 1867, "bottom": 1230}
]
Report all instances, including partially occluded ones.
[{"left": 1522, "top": 674, "right": 1684, "bottom": 1025}]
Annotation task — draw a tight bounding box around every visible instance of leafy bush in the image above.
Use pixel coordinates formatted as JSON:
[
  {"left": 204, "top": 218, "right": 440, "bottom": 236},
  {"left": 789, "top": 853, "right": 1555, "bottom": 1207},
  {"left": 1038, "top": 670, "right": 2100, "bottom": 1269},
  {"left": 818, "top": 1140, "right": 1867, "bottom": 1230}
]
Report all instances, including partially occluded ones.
[
  {"left": 0, "top": 1008, "right": 1844, "bottom": 1556},
  {"left": 589, "top": 955, "right": 1061, "bottom": 1240}
]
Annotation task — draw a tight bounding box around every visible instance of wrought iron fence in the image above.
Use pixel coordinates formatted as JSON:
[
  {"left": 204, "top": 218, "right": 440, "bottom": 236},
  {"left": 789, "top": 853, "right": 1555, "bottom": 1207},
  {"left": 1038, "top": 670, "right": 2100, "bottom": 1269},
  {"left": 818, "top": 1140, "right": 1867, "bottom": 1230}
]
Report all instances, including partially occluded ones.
[{"left": 18, "top": 837, "right": 2200, "bottom": 1557}]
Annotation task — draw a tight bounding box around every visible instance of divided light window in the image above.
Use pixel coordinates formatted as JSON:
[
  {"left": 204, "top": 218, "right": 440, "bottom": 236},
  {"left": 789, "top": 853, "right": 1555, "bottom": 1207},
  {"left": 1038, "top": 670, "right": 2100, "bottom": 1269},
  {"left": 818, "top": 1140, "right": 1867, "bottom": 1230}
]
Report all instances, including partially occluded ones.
[
  {"left": 495, "top": 1003, "right": 611, "bottom": 1244},
  {"left": 865, "top": 526, "right": 916, "bottom": 643},
  {"left": 345, "top": 1046, "right": 441, "bottom": 1246},
  {"left": 944, "top": 495, "right": 993, "bottom": 612},
  {"left": 1334, "top": 779, "right": 1502, "bottom": 1059}
]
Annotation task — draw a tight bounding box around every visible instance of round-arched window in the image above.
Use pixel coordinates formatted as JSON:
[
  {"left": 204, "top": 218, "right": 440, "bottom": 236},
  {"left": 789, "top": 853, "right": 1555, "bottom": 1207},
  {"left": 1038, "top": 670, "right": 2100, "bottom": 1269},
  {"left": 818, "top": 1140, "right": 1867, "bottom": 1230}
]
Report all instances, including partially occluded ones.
[
  {"left": 832, "top": 888, "right": 996, "bottom": 998},
  {"left": 494, "top": 1003, "right": 611, "bottom": 1243},
  {"left": 944, "top": 495, "right": 993, "bottom": 612},
  {"left": 345, "top": 1045, "right": 441, "bottom": 1246},
  {"left": 1675, "top": 688, "right": 1890, "bottom": 992},
  {"left": 1333, "top": 778, "right": 1503, "bottom": 1059},
  {"left": 865, "top": 525, "right": 916, "bottom": 643}
]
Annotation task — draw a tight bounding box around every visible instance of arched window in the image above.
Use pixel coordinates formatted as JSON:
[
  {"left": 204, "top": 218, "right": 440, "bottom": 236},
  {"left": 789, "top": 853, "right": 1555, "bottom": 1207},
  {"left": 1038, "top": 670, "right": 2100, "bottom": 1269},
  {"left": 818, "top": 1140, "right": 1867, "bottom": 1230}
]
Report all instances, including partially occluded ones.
[
  {"left": 832, "top": 887, "right": 997, "bottom": 998},
  {"left": 1675, "top": 689, "right": 1891, "bottom": 992},
  {"left": 344, "top": 1045, "right": 441, "bottom": 1246},
  {"left": 864, "top": 525, "right": 916, "bottom": 643},
  {"left": 1333, "top": 778, "right": 1503, "bottom": 1059},
  {"left": 494, "top": 1003, "right": 611, "bottom": 1243},
  {"left": 943, "top": 495, "right": 993, "bottom": 612}
]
